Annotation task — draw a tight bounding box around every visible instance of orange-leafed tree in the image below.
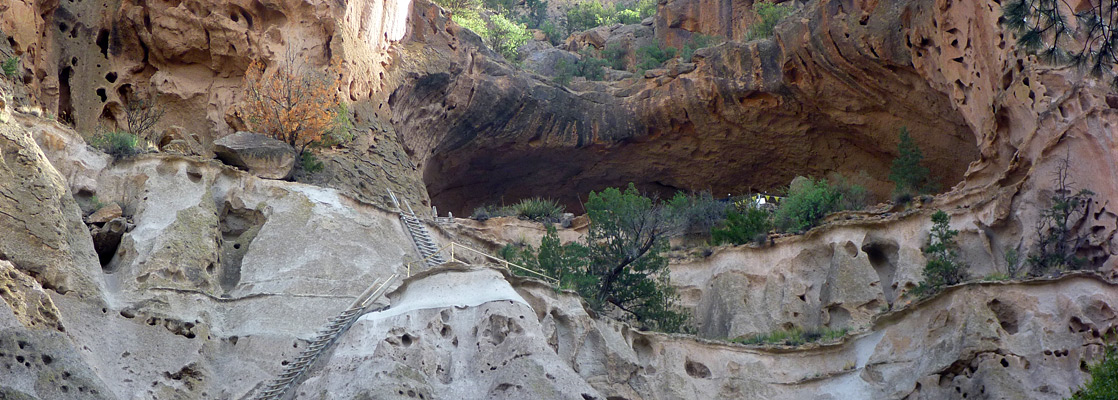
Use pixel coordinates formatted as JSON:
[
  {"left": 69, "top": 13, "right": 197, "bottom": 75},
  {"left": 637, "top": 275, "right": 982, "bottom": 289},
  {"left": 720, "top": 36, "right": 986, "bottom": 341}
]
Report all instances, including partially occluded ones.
[{"left": 239, "top": 53, "right": 340, "bottom": 154}]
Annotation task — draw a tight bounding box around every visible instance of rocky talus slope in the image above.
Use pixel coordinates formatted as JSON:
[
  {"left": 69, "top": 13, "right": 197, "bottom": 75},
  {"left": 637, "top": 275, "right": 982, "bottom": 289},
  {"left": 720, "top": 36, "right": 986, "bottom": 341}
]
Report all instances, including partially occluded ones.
[{"left": 0, "top": 0, "right": 1117, "bottom": 398}]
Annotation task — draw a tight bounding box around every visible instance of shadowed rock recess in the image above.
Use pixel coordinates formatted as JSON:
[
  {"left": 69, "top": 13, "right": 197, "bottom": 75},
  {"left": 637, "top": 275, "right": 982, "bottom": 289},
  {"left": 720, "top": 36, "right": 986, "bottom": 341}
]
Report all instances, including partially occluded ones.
[
  {"left": 1, "top": 0, "right": 1118, "bottom": 398},
  {"left": 391, "top": 0, "right": 981, "bottom": 214}
]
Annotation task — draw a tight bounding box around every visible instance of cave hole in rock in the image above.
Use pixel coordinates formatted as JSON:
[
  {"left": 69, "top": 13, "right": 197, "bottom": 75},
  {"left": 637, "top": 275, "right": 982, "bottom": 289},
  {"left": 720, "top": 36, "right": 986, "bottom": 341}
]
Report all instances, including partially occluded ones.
[
  {"left": 90, "top": 210, "right": 128, "bottom": 268},
  {"left": 684, "top": 359, "right": 712, "bottom": 378},
  {"left": 96, "top": 29, "right": 109, "bottom": 57},
  {"left": 826, "top": 305, "right": 852, "bottom": 328},
  {"left": 861, "top": 239, "right": 899, "bottom": 305},
  {"left": 987, "top": 299, "right": 1019, "bottom": 334},
  {"left": 218, "top": 203, "right": 266, "bottom": 292},
  {"left": 57, "top": 66, "right": 74, "bottom": 124},
  {"left": 105, "top": 72, "right": 116, "bottom": 83},
  {"left": 98, "top": 102, "right": 120, "bottom": 127},
  {"left": 96, "top": 88, "right": 106, "bottom": 102}
]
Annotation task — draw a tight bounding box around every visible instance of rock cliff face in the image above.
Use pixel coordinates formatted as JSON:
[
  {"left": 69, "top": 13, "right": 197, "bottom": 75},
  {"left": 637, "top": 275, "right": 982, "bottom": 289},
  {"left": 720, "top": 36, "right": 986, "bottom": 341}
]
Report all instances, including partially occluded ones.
[
  {"left": 0, "top": 0, "right": 430, "bottom": 210},
  {"left": 0, "top": 87, "right": 1116, "bottom": 400},
  {"left": 1, "top": 0, "right": 1118, "bottom": 398},
  {"left": 388, "top": 0, "right": 988, "bottom": 214}
]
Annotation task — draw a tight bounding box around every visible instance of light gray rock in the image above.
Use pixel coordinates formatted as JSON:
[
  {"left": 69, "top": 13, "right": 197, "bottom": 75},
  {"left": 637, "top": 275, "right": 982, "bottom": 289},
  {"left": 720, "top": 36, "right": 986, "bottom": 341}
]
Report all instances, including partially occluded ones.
[
  {"left": 0, "top": 118, "right": 102, "bottom": 298},
  {"left": 213, "top": 132, "right": 296, "bottom": 180},
  {"left": 522, "top": 47, "right": 579, "bottom": 78},
  {"left": 86, "top": 202, "right": 122, "bottom": 224},
  {"left": 298, "top": 266, "right": 603, "bottom": 400}
]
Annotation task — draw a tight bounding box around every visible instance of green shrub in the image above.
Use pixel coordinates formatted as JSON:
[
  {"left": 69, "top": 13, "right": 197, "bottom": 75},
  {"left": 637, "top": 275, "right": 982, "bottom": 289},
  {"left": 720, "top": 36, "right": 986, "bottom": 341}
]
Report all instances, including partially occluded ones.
[
  {"left": 501, "top": 225, "right": 592, "bottom": 289},
  {"left": 502, "top": 197, "right": 565, "bottom": 222},
  {"left": 617, "top": 8, "right": 641, "bottom": 24},
  {"left": 712, "top": 208, "right": 772, "bottom": 246},
  {"left": 453, "top": 11, "right": 530, "bottom": 62},
  {"left": 524, "top": 0, "right": 549, "bottom": 28},
  {"left": 487, "top": 13, "right": 531, "bottom": 61},
  {"left": 1069, "top": 345, "right": 1118, "bottom": 400},
  {"left": 602, "top": 43, "right": 628, "bottom": 71},
  {"left": 434, "top": 0, "right": 481, "bottom": 12},
  {"left": 637, "top": 43, "right": 676, "bottom": 72},
  {"left": 90, "top": 130, "right": 141, "bottom": 158},
  {"left": 585, "top": 183, "right": 690, "bottom": 332},
  {"left": 680, "top": 34, "right": 724, "bottom": 62},
  {"left": 827, "top": 172, "right": 870, "bottom": 211},
  {"left": 320, "top": 102, "right": 355, "bottom": 146},
  {"left": 567, "top": 2, "right": 612, "bottom": 34},
  {"left": 2, "top": 57, "right": 18, "bottom": 79},
  {"left": 773, "top": 177, "right": 843, "bottom": 233},
  {"left": 889, "top": 127, "right": 931, "bottom": 197},
  {"left": 453, "top": 11, "right": 490, "bottom": 39},
  {"left": 1004, "top": 247, "right": 1023, "bottom": 278},
  {"left": 666, "top": 191, "right": 728, "bottom": 235},
  {"left": 540, "top": 20, "right": 563, "bottom": 45},
  {"left": 1028, "top": 151, "right": 1094, "bottom": 276},
  {"left": 913, "top": 210, "right": 968, "bottom": 295},
  {"left": 483, "top": 0, "right": 517, "bottom": 14},
  {"left": 576, "top": 48, "right": 610, "bottom": 80},
  {"left": 299, "top": 152, "right": 324, "bottom": 173},
  {"left": 566, "top": 1, "right": 656, "bottom": 34},
  {"left": 503, "top": 183, "right": 691, "bottom": 333},
  {"left": 747, "top": 0, "right": 794, "bottom": 40},
  {"left": 735, "top": 326, "right": 849, "bottom": 346},
  {"left": 471, "top": 206, "right": 495, "bottom": 220},
  {"left": 553, "top": 58, "right": 575, "bottom": 85},
  {"left": 635, "top": 0, "right": 657, "bottom": 18}
]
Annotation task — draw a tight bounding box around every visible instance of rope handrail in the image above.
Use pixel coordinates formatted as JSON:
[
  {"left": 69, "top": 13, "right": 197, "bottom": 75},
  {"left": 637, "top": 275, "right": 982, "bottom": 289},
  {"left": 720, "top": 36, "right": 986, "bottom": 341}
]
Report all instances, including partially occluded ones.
[{"left": 403, "top": 242, "right": 559, "bottom": 286}]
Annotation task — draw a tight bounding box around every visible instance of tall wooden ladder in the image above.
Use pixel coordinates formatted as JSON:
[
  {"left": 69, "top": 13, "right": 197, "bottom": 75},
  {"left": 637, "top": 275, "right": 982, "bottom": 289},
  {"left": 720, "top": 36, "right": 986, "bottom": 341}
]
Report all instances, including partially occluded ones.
[
  {"left": 387, "top": 189, "right": 446, "bottom": 268},
  {"left": 251, "top": 275, "right": 398, "bottom": 400}
]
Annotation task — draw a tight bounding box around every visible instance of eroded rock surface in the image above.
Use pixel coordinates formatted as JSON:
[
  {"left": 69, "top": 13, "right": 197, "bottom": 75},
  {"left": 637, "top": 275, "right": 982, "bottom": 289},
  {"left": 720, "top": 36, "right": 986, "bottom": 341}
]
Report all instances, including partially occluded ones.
[
  {"left": 213, "top": 131, "right": 297, "bottom": 180},
  {"left": 0, "top": 116, "right": 101, "bottom": 297},
  {"left": 302, "top": 263, "right": 1118, "bottom": 400}
]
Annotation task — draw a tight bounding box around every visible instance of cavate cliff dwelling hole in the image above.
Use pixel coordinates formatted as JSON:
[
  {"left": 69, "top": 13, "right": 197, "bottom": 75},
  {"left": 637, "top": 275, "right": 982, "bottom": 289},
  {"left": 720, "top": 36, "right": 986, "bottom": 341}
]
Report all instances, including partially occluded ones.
[
  {"left": 684, "top": 358, "right": 712, "bottom": 379},
  {"left": 91, "top": 217, "right": 129, "bottom": 268},
  {"left": 827, "top": 305, "right": 852, "bottom": 328},
  {"left": 218, "top": 203, "right": 266, "bottom": 292},
  {"left": 96, "top": 29, "right": 109, "bottom": 58},
  {"left": 57, "top": 66, "right": 74, "bottom": 124},
  {"left": 862, "top": 239, "right": 899, "bottom": 305},
  {"left": 987, "top": 299, "right": 1018, "bottom": 335}
]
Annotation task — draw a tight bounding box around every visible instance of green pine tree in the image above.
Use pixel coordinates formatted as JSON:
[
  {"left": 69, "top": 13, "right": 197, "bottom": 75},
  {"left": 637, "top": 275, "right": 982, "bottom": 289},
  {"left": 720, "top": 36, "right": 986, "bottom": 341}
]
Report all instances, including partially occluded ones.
[
  {"left": 584, "top": 184, "right": 689, "bottom": 332},
  {"left": 1002, "top": 0, "right": 1118, "bottom": 86},
  {"left": 889, "top": 127, "right": 930, "bottom": 196},
  {"left": 915, "top": 210, "right": 968, "bottom": 295}
]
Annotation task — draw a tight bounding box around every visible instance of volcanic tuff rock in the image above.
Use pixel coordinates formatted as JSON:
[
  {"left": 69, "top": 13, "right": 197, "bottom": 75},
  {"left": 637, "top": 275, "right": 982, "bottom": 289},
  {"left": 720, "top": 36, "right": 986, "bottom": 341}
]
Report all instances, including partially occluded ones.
[
  {"left": 1, "top": 0, "right": 1118, "bottom": 398},
  {"left": 0, "top": 0, "right": 431, "bottom": 210},
  {"left": 0, "top": 93, "right": 1115, "bottom": 400},
  {"left": 213, "top": 131, "right": 297, "bottom": 180},
  {"left": 387, "top": 0, "right": 986, "bottom": 215},
  {"left": 0, "top": 0, "right": 985, "bottom": 215},
  {"left": 301, "top": 261, "right": 1118, "bottom": 400},
  {"left": 0, "top": 112, "right": 102, "bottom": 298}
]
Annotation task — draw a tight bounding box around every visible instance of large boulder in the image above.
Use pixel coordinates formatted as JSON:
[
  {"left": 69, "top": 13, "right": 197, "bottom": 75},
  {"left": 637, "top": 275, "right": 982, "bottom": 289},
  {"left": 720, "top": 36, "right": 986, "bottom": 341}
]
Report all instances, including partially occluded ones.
[
  {"left": 522, "top": 46, "right": 579, "bottom": 77},
  {"left": 213, "top": 132, "right": 296, "bottom": 180}
]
